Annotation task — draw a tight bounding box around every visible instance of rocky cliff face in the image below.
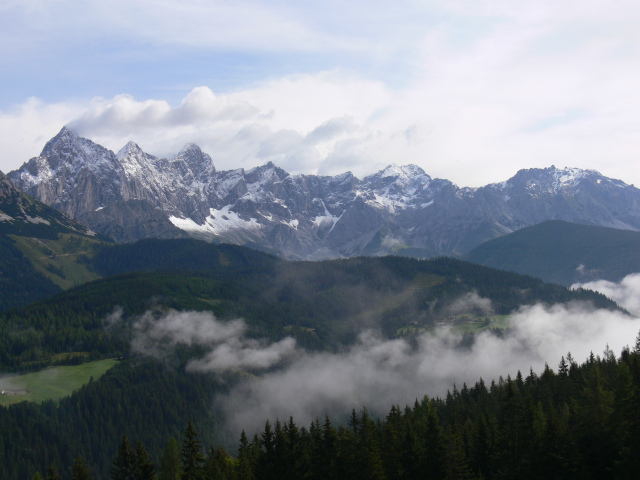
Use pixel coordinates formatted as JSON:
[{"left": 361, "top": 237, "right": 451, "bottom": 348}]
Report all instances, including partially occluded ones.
[
  {"left": 9, "top": 127, "right": 640, "bottom": 258},
  {"left": 0, "top": 168, "right": 96, "bottom": 237}
]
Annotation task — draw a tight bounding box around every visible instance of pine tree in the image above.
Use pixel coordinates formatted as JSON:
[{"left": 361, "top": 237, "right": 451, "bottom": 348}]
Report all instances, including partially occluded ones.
[
  {"left": 258, "top": 420, "right": 278, "bottom": 480},
  {"left": 558, "top": 356, "right": 569, "bottom": 377},
  {"left": 357, "top": 408, "right": 385, "bottom": 480},
  {"left": 71, "top": 456, "right": 92, "bottom": 480},
  {"left": 421, "top": 407, "right": 446, "bottom": 480},
  {"left": 616, "top": 336, "right": 640, "bottom": 480},
  {"left": 282, "top": 416, "right": 307, "bottom": 480},
  {"left": 45, "top": 465, "right": 63, "bottom": 480},
  {"left": 382, "top": 406, "right": 403, "bottom": 479},
  {"left": 235, "top": 431, "right": 255, "bottom": 480},
  {"left": 181, "top": 422, "right": 205, "bottom": 480},
  {"left": 203, "top": 445, "right": 232, "bottom": 480},
  {"left": 111, "top": 435, "right": 138, "bottom": 480},
  {"left": 159, "top": 438, "right": 182, "bottom": 480},
  {"left": 136, "top": 441, "right": 157, "bottom": 480}
]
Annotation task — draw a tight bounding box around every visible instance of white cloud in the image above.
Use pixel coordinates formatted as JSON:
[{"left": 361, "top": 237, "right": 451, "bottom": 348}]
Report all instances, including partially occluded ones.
[
  {"left": 186, "top": 337, "right": 298, "bottom": 373},
  {"left": 0, "top": 98, "right": 85, "bottom": 173},
  {"left": 67, "top": 87, "right": 258, "bottom": 136},
  {"left": 130, "top": 309, "right": 297, "bottom": 372},
  {"left": 3, "top": 1, "right": 640, "bottom": 188},
  {"left": 216, "top": 300, "right": 640, "bottom": 434},
  {"left": 573, "top": 273, "right": 640, "bottom": 316},
  {"left": 114, "top": 298, "right": 640, "bottom": 437}
]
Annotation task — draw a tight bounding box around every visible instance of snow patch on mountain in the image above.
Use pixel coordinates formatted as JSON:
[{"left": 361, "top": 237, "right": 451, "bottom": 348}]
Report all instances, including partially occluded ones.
[
  {"left": 282, "top": 219, "right": 299, "bottom": 230},
  {"left": 169, "top": 205, "right": 261, "bottom": 236},
  {"left": 551, "top": 167, "right": 589, "bottom": 192},
  {"left": 25, "top": 215, "right": 50, "bottom": 225}
]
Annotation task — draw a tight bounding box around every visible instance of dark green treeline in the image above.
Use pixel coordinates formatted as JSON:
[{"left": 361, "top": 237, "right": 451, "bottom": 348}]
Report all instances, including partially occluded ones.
[{"left": 27, "top": 337, "right": 640, "bottom": 480}]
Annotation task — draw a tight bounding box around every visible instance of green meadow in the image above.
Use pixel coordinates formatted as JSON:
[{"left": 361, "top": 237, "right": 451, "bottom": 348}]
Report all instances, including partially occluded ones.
[{"left": 0, "top": 359, "right": 118, "bottom": 406}]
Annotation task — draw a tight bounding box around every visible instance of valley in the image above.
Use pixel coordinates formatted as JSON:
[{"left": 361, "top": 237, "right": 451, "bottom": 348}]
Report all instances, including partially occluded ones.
[
  {"left": 2, "top": 150, "right": 640, "bottom": 479},
  {"left": 4, "top": 3, "right": 640, "bottom": 478}
]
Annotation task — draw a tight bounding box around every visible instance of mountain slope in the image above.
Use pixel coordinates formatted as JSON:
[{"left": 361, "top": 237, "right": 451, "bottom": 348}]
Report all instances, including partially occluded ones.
[
  {"left": 0, "top": 243, "right": 619, "bottom": 369},
  {"left": 465, "top": 220, "right": 640, "bottom": 286},
  {"left": 9, "top": 128, "right": 640, "bottom": 259},
  {"left": 0, "top": 238, "right": 628, "bottom": 480},
  {"left": 0, "top": 170, "right": 108, "bottom": 311},
  {"left": 0, "top": 169, "right": 96, "bottom": 238}
]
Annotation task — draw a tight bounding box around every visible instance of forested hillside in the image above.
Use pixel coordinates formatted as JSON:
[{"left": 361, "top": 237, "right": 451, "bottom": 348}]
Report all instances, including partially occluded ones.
[
  {"left": 0, "top": 235, "right": 61, "bottom": 311},
  {"left": 195, "top": 341, "right": 640, "bottom": 480},
  {"left": 0, "top": 241, "right": 632, "bottom": 479},
  {"left": 465, "top": 220, "right": 640, "bottom": 286},
  {"left": 13, "top": 338, "right": 640, "bottom": 480},
  {"left": 0, "top": 170, "right": 109, "bottom": 311},
  {"left": 0, "top": 249, "right": 618, "bottom": 370}
]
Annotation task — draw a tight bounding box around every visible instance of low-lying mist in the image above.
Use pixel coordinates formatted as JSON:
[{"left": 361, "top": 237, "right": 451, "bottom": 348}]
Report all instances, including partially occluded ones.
[
  {"left": 125, "top": 274, "right": 640, "bottom": 436},
  {"left": 573, "top": 272, "right": 640, "bottom": 316}
]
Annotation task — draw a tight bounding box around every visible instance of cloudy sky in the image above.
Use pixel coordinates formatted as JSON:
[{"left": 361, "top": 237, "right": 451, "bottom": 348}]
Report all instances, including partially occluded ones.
[{"left": 1, "top": 0, "right": 640, "bottom": 187}]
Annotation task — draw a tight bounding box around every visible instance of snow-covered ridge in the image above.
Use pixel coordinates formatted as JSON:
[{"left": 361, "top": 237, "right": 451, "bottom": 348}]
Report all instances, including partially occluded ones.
[{"left": 7, "top": 127, "right": 640, "bottom": 259}]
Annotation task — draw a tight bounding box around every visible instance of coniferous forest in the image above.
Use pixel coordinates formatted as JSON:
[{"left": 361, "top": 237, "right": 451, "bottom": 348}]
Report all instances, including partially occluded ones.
[
  {"left": 15, "top": 338, "right": 640, "bottom": 480},
  {"left": 0, "top": 240, "right": 637, "bottom": 479}
]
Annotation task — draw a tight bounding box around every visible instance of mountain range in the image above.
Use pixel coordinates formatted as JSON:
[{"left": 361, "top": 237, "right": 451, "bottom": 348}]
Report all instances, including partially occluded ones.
[{"left": 8, "top": 127, "right": 640, "bottom": 259}]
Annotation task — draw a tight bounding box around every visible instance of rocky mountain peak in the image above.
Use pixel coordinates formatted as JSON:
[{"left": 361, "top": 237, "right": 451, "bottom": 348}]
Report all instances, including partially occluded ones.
[
  {"left": 117, "top": 141, "right": 146, "bottom": 161},
  {"left": 362, "top": 164, "right": 434, "bottom": 207},
  {"left": 176, "top": 143, "right": 200, "bottom": 156},
  {"left": 175, "top": 143, "right": 215, "bottom": 177},
  {"left": 501, "top": 166, "right": 620, "bottom": 196},
  {"left": 32, "top": 126, "right": 118, "bottom": 179},
  {"left": 245, "top": 161, "right": 287, "bottom": 185},
  {"left": 40, "top": 126, "right": 77, "bottom": 156}
]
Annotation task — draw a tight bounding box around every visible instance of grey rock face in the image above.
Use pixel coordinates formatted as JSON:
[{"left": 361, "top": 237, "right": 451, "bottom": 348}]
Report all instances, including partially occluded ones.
[
  {"left": 1, "top": 168, "right": 95, "bottom": 237},
  {"left": 9, "top": 128, "right": 640, "bottom": 258}
]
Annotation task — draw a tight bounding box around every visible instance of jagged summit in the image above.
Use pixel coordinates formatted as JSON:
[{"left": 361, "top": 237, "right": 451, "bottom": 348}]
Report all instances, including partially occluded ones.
[
  {"left": 492, "top": 165, "right": 626, "bottom": 198},
  {"left": 175, "top": 143, "right": 215, "bottom": 176},
  {"left": 8, "top": 129, "right": 640, "bottom": 258},
  {"left": 177, "top": 143, "right": 202, "bottom": 156},
  {"left": 40, "top": 126, "right": 77, "bottom": 156},
  {"left": 117, "top": 141, "right": 146, "bottom": 160},
  {"left": 372, "top": 163, "right": 427, "bottom": 179}
]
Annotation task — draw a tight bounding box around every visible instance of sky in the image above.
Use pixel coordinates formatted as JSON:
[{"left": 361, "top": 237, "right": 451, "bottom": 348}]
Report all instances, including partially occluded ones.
[{"left": 1, "top": 0, "right": 640, "bottom": 187}]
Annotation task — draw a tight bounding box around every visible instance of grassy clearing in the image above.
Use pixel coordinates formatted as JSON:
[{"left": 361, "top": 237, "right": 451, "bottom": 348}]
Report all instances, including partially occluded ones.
[
  {"left": 284, "top": 325, "right": 317, "bottom": 333},
  {"left": 396, "top": 314, "right": 511, "bottom": 337},
  {"left": 0, "top": 359, "right": 118, "bottom": 406},
  {"left": 197, "top": 297, "right": 222, "bottom": 307},
  {"left": 9, "top": 233, "right": 107, "bottom": 289},
  {"left": 450, "top": 314, "right": 511, "bottom": 333}
]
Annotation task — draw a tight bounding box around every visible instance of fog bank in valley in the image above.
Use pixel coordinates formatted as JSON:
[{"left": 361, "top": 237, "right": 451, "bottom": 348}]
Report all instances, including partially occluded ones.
[
  {"left": 127, "top": 273, "right": 640, "bottom": 435},
  {"left": 573, "top": 272, "right": 640, "bottom": 316}
]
